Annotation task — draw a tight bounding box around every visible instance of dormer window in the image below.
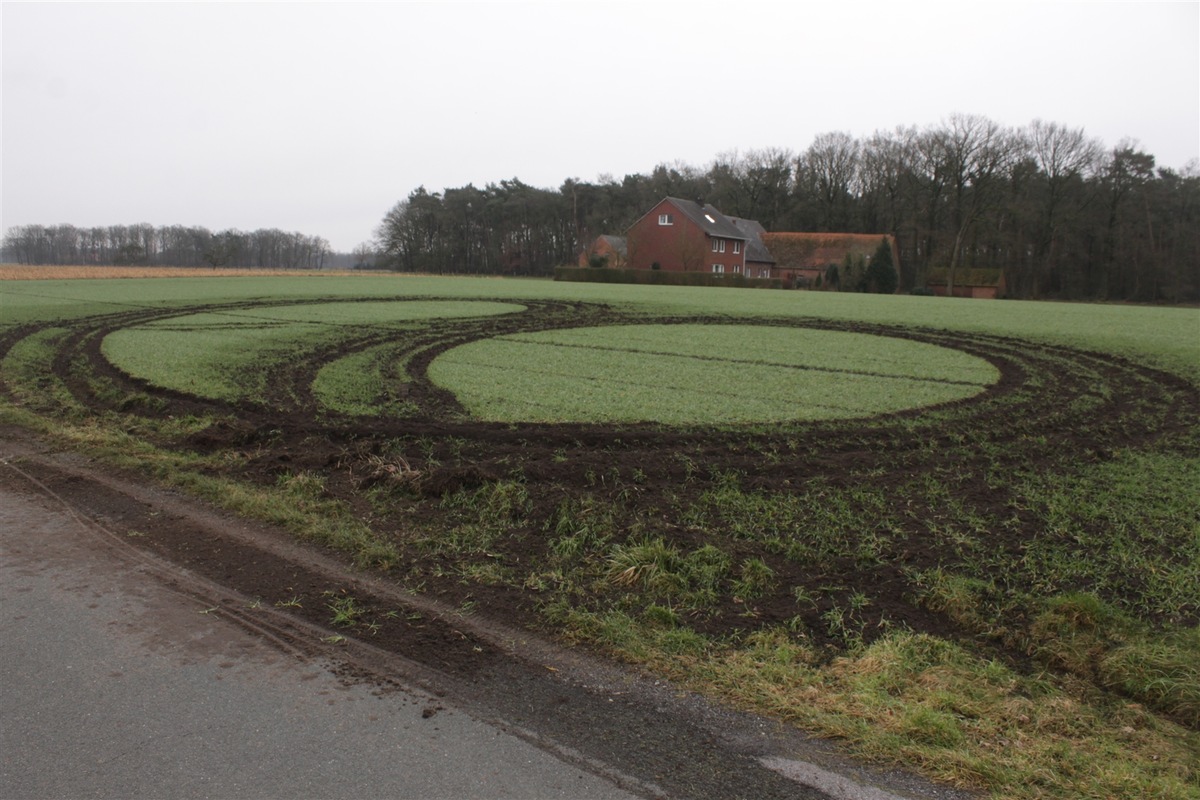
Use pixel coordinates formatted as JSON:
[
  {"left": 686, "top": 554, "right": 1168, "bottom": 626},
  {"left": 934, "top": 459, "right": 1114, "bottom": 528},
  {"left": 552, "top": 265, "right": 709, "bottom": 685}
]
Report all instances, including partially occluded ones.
[{"left": 658, "top": 214, "right": 674, "bottom": 226}]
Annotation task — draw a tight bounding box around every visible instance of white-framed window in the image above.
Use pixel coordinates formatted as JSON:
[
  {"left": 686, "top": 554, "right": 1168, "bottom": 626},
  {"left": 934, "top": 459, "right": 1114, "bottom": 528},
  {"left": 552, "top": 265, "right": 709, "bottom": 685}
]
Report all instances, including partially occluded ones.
[
  {"left": 712, "top": 239, "right": 719, "bottom": 252},
  {"left": 734, "top": 264, "right": 743, "bottom": 274},
  {"left": 712, "top": 264, "right": 725, "bottom": 273},
  {"left": 733, "top": 241, "right": 742, "bottom": 254},
  {"left": 658, "top": 214, "right": 674, "bottom": 226},
  {"left": 719, "top": 239, "right": 726, "bottom": 253}
]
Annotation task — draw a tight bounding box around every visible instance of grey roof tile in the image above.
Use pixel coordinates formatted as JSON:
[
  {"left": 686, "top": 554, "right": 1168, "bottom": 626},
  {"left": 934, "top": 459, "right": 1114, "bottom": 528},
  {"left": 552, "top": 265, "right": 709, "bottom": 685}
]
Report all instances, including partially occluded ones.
[{"left": 664, "top": 197, "right": 747, "bottom": 240}]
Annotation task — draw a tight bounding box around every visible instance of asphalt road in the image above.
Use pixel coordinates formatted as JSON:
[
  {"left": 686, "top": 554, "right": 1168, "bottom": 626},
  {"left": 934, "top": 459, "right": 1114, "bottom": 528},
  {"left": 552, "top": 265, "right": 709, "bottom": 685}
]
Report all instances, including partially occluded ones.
[
  {"left": 0, "top": 483, "right": 639, "bottom": 800},
  {"left": 0, "top": 434, "right": 971, "bottom": 800}
]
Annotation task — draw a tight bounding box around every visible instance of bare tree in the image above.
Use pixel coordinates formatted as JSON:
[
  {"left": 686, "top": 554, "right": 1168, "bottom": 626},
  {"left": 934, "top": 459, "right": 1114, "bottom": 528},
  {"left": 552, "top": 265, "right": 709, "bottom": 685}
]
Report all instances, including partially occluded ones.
[
  {"left": 709, "top": 147, "right": 795, "bottom": 229},
  {"left": 799, "top": 132, "right": 860, "bottom": 231},
  {"left": 1097, "top": 141, "right": 1156, "bottom": 297},
  {"left": 934, "top": 114, "right": 1020, "bottom": 294},
  {"left": 910, "top": 127, "right": 953, "bottom": 275},
  {"left": 675, "top": 224, "right": 706, "bottom": 272},
  {"left": 1025, "top": 119, "right": 1102, "bottom": 296},
  {"left": 860, "top": 126, "right": 916, "bottom": 232}
]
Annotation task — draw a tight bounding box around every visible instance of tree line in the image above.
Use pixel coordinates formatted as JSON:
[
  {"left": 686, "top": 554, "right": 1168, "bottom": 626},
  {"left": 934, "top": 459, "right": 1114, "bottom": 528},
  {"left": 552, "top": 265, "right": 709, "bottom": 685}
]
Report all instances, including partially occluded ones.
[
  {"left": 2, "top": 223, "right": 332, "bottom": 271},
  {"left": 375, "top": 114, "right": 1198, "bottom": 302}
]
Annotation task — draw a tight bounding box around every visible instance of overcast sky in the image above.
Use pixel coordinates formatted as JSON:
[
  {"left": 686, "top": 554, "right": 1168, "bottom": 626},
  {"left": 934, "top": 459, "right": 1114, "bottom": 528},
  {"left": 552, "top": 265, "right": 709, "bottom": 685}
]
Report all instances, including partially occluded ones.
[{"left": 3, "top": 1, "right": 1197, "bottom": 252}]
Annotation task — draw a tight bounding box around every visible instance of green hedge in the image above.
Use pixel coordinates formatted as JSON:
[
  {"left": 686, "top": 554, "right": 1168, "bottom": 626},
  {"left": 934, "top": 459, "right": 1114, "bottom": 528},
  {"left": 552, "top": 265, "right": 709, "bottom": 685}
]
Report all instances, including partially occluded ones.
[{"left": 554, "top": 267, "right": 785, "bottom": 290}]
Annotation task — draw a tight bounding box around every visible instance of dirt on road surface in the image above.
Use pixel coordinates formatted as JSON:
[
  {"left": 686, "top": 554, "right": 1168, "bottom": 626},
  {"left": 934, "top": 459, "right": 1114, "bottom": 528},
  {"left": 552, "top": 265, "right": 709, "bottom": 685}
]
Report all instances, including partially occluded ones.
[
  {"left": 0, "top": 427, "right": 976, "bottom": 800},
  {"left": 0, "top": 466, "right": 641, "bottom": 800}
]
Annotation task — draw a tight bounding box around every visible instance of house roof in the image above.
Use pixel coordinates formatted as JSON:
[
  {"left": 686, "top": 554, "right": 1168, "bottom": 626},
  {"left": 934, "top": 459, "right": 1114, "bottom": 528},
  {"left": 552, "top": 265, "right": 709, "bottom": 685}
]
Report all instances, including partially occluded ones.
[
  {"left": 661, "top": 197, "right": 748, "bottom": 241},
  {"left": 729, "top": 218, "right": 776, "bottom": 264},
  {"left": 729, "top": 218, "right": 766, "bottom": 236},
  {"left": 761, "top": 233, "right": 890, "bottom": 269}
]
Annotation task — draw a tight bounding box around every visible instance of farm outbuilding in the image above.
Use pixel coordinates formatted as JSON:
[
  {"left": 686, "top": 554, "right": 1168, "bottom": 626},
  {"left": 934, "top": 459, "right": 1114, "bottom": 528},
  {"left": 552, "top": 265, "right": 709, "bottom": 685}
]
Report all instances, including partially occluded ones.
[
  {"left": 579, "top": 235, "right": 628, "bottom": 269},
  {"left": 924, "top": 268, "right": 1007, "bottom": 299},
  {"left": 762, "top": 233, "right": 899, "bottom": 289}
]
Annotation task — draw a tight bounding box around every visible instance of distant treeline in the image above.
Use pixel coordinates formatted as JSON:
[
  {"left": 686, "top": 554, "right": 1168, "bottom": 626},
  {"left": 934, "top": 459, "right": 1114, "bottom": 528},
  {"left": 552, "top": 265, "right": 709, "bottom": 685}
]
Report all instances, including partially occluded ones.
[
  {"left": 375, "top": 115, "right": 1199, "bottom": 302},
  {"left": 1, "top": 223, "right": 332, "bottom": 271}
]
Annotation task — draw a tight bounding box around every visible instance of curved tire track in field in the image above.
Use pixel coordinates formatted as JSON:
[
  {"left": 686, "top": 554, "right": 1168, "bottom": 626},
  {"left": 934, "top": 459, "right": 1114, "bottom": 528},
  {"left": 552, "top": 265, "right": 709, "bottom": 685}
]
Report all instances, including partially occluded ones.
[
  {"left": 2, "top": 297, "right": 1197, "bottom": 649},
  {"left": 8, "top": 296, "right": 1190, "bottom": 451}
]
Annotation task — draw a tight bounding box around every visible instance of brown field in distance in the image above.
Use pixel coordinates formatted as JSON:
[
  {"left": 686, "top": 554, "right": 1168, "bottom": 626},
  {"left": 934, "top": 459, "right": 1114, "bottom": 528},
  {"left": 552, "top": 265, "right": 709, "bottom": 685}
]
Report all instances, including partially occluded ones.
[{"left": 0, "top": 265, "right": 358, "bottom": 281}]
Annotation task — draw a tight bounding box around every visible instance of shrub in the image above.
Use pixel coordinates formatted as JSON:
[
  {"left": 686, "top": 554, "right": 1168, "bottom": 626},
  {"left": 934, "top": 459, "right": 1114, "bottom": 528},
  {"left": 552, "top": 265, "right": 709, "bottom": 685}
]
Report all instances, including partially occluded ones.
[{"left": 861, "top": 237, "right": 898, "bottom": 294}]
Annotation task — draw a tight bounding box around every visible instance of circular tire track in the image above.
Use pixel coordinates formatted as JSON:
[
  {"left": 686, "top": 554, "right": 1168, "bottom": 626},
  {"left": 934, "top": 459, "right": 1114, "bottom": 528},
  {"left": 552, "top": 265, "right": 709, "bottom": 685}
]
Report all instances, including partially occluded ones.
[{"left": 3, "top": 298, "right": 1197, "bottom": 654}]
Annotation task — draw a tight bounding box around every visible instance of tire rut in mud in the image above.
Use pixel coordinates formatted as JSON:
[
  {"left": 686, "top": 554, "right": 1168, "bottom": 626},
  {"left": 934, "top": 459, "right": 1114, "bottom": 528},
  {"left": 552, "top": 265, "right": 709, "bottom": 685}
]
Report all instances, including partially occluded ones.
[{"left": 3, "top": 297, "right": 1197, "bottom": 659}]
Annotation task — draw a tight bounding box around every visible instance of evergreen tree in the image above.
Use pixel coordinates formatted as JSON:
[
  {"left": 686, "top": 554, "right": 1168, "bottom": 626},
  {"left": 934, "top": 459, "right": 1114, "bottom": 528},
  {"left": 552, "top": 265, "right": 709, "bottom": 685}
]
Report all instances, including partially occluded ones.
[{"left": 862, "top": 238, "right": 899, "bottom": 294}]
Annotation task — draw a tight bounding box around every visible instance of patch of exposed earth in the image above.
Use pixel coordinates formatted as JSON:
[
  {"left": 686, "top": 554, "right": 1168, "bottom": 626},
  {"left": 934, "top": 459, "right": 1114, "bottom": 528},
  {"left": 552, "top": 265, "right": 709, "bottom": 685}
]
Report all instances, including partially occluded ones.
[{"left": 11, "top": 298, "right": 1192, "bottom": 643}]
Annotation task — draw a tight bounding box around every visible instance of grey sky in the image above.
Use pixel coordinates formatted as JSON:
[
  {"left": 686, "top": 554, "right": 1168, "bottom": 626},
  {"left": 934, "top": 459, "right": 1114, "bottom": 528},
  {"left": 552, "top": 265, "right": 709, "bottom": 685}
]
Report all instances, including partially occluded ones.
[{"left": 3, "top": 1, "right": 1197, "bottom": 253}]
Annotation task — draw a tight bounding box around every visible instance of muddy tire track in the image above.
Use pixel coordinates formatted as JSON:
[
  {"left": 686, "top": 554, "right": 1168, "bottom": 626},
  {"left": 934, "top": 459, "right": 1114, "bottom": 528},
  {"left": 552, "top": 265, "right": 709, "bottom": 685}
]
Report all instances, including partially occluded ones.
[{"left": 2, "top": 297, "right": 1197, "bottom": 655}]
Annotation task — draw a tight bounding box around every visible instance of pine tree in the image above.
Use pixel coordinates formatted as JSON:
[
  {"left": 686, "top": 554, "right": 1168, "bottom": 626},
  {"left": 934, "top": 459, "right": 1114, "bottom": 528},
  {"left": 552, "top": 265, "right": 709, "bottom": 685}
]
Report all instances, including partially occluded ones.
[{"left": 863, "top": 238, "right": 898, "bottom": 294}]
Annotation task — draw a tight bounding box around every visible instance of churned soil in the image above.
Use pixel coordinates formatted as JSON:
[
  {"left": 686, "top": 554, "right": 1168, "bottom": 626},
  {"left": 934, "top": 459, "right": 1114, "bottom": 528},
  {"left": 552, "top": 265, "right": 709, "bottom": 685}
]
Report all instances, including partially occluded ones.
[{"left": 3, "top": 297, "right": 1198, "bottom": 669}]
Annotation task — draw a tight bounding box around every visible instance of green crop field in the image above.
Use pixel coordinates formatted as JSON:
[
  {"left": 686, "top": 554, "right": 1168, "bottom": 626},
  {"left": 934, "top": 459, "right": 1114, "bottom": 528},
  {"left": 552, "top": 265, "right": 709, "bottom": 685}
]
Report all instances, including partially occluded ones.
[
  {"left": 2, "top": 271, "right": 1198, "bottom": 800},
  {"left": 429, "top": 324, "right": 999, "bottom": 423},
  {"left": 2, "top": 273, "right": 1197, "bottom": 376},
  {"left": 101, "top": 300, "right": 523, "bottom": 402}
]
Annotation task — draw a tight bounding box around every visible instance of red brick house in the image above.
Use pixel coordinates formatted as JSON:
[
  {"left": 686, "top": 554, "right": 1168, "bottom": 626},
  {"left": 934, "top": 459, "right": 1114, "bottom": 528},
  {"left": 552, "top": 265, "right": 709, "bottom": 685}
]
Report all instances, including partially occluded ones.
[
  {"left": 626, "top": 198, "right": 774, "bottom": 278},
  {"left": 728, "top": 217, "right": 777, "bottom": 279},
  {"left": 615, "top": 198, "right": 898, "bottom": 288},
  {"left": 762, "top": 233, "right": 898, "bottom": 288}
]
